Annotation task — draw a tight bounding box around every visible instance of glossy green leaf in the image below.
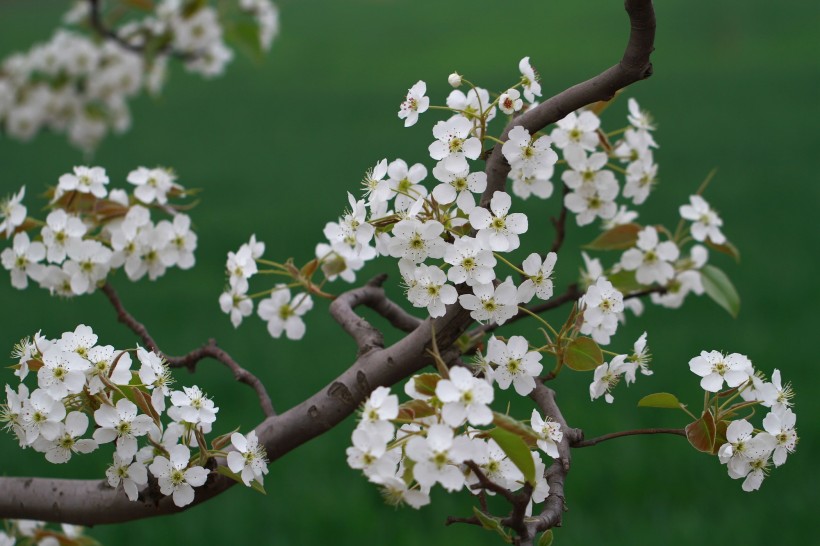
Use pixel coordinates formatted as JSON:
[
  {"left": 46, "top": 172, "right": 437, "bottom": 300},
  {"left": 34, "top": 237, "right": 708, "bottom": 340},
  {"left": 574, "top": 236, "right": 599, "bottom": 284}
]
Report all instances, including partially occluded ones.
[
  {"left": 700, "top": 265, "right": 740, "bottom": 318},
  {"left": 637, "top": 392, "right": 681, "bottom": 409},
  {"left": 608, "top": 269, "right": 643, "bottom": 294},
  {"left": 584, "top": 223, "right": 642, "bottom": 250},
  {"left": 472, "top": 507, "right": 512, "bottom": 543},
  {"left": 488, "top": 427, "right": 536, "bottom": 486},
  {"left": 538, "top": 530, "right": 555, "bottom": 546},
  {"left": 492, "top": 411, "right": 538, "bottom": 446},
  {"left": 563, "top": 337, "right": 603, "bottom": 371}
]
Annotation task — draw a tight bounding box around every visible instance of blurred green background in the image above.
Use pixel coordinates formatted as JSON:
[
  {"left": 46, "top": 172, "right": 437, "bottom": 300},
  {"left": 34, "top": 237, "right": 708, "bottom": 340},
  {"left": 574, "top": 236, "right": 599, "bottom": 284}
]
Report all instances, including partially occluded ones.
[{"left": 1, "top": 0, "right": 818, "bottom": 544}]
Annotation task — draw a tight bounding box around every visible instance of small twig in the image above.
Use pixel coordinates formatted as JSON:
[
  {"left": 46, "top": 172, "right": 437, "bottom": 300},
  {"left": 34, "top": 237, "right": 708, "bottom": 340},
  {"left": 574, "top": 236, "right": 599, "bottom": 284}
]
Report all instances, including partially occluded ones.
[
  {"left": 464, "top": 461, "right": 518, "bottom": 505},
  {"left": 572, "top": 428, "right": 685, "bottom": 448},
  {"left": 100, "top": 282, "right": 275, "bottom": 417},
  {"left": 445, "top": 515, "right": 481, "bottom": 527},
  {"left": 549, "top": 184, "right": 570, "bottom": 254}
]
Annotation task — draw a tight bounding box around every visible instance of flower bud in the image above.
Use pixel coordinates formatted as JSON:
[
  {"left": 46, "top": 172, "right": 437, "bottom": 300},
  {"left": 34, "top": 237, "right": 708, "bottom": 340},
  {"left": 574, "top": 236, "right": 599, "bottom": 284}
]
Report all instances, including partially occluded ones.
[{"left": 447, "top": 72, "right": 462, "bottom": 88}]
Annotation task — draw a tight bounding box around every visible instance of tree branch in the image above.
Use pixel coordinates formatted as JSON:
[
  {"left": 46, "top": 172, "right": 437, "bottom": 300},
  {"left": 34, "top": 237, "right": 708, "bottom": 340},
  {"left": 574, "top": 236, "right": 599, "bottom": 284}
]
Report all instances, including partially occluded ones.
[
  {"left": 329, "top": 274, "right": 421, "bottom": 354},
  {"left": 100, "top": 282, "right": 275, "bottom": 417},
  {"left": 572, "top": 427, "right": 685, "bottom": 448},
  {"left": 480, "top": 0, "right": 656, "bottom": 205}
]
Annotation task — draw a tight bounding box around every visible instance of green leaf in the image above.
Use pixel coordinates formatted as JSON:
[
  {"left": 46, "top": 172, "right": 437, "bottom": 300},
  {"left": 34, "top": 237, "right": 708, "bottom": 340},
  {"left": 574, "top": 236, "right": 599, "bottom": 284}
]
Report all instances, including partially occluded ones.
[
  {"left": 487, "top": 427, "right": 536, "bottom": 486},
  {"left": 472, "top": 507, "right": 512, "bottom": 543},
  {"left": 700, "top": 265, "right": 740, "bottom": 318},
  {"left": 217, "top": 466, "right": 267, "bottom": 495},
  {"left": 538, "top": 530, "right": 555, "bottom": 546},
  {"left": 584, "top": 223, "right": 642, "bottom": 250},
  {"left": 637, "top": 392, "right": 681, "bottom": 409},
  {"left": 226, "top": 21, "right": 264, "bottom": 61},
  {"left": 685, "top": 411, "right": 717, "bottom": 453},
  {"left": 563, "top": 337, "right": 603, "bottom": 371},
  {"left": 706, "top": 239, "right": 741, "bottom": 263},
  {"left": 608, "top": 269, "right": 643, "bottom": 294},
  {"left": 413, "top": 373, "right": 441, "bottom": 397},
  {"left": 492, "top": 412, "right": 538, "bottom": 446}
]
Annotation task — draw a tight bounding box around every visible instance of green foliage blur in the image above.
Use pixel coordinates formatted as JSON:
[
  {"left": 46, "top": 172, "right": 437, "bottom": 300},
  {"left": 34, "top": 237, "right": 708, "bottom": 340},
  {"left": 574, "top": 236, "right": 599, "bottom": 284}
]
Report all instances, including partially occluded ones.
[{"left": 1, "top": 0, "right": 817, "bottom": 544}]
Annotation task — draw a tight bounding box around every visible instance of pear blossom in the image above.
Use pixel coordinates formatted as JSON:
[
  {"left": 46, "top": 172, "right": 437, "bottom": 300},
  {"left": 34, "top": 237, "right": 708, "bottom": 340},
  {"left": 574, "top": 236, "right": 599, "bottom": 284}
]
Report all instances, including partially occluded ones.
[
  {"left": 688, "top": 351, "right": 753, "bottom": 392},
  {"left": 518, "top": 57, "right": 542, "bottom": 103},
  {"left": 589, "top": 357, "right": 625, "bottom": 403},
  {"left": 626, "top": 98, "right": 658, "bottom": 149},
  {"left": 499, "top": 88, "right": 523, "bottom": 115},
  {"left": 651, "top": 245, "right": 708, "bottom": 308},
  {"left": 428, "top": 116, "right": 481, "bottom": 173},
  {"left": 37, "top": 348, "right": 90, "bottom": 400},
  {"left": 530, "top": 409, "right": 562, "bottom": 458},
  {"left": 550, "top": 110, "right": 600, "bottom": 153},
  {"left": 159, "top": 214, "right": 197, "bottom": 269},
  {"left": 446, "top": 87, "right": 495, "bottom": 130},
  {"left": 458, "top": 278, "right": 518, "bottom": 325},
  {"left": 57, "top": 166, "right": 109, "bottom": 198},
  {"left": 469, "top": 191, "right": 528, "bottom": 252},
  {"left": 57, "top": 324, "right": 97, "bottom": 357},
  {"left": 564, "top": 180, "right": 619, "bottom": 226},
  {"left": 93, "top": 398, "right": 154, "bottom": 459},
  {"left": 767, "top": 369, "right": 795, "bottom": 410},
  {"left": 106, "top": 454, "right": 148, "bottom": 501},
  {"left": 257, "top": 287, "right": 314, "bottom": 340},
  {"left": 323, "top": 193, "right": 375, "bottom": 254},
  {"left": 435, "top": 366, "right": 494, "bottom": 427},
  {"left": 762, "top": 407, "right": 798, "bottom": 467},
  {"left": 602, "top": 205, "right": 639, "bottom": 230},
  {"left": 718, "top": 419, "right": 776, "bottom": 491},
  {"left": 316, "top": 243, "right": 368, "bottom": 283},
  {"left": 486, "top": 336, "right": 543, "bottom": 396},
  {"left": 431, "top": 164, "right": 486, "bottom": 212},
  {"left": 41, "top": 209, "right": 86, "bottom": 264},
  {"left": 620, "top": 226, "right": 679, "bottom": 285},
  {"left": 62, "top": 239, "right": 112, "bottom": 294},
  {"left": 501, "top": 126, "right": 557, "bottom": 178},
  {"left": 376, "top": 476, "right": 430, "bottom": 509},
  {"left": 22, "top": 389, "right": 66, "bottom": 444},
  {"left": 226, "top": 243, "right": 258, "bottom": 291},
  {"left": 86, "top": 346, "right": 132, "bottom": 394},
  {"left": 386, "top": 159, "right": 428, "bottom": 211},
  {"left": 398, "top": 80, "right": 429, "bottom": 127},
  {"left": 518, "top": 252, "right": 557, "bottom": 303},
  {"left": 127, "top": 167, "right": 178, "bottom": 205},
  {"left": 465, "top": 439, "right": 520, "bottom": 492},
  {"left": 169, "top": 385, "right": 219, "bottom": 426},
  {"left": 444, "top": 236, "right": 496, "bottom": 286},
  {"left": 619, "top": 332, "right": 652, "bottom": 384},
  {"left": 0, "top": 185, "right": 26, "bottom": 237},
  {"left": 623, "top": 155, "right": 658, "bottom": 205},
  {"left": 228, "top": 431, "right": 269, "bottom": 486},
  {"left": 388, "top": 218, "right": 445, "bottom": 263},
  {"left": 405, "top": 424, "right": 473, "bottom": 491},
  {"left": 406, "top": 264, "right": 457, "bottom": 318},
  {"left": 345, "top": 426, "right": 398, "bottom": 481},
  {"left": 579, "top": 278, "right": 624, "bottom": 345},
  {"left": 1, "top": 232, "right": 46, "bottom": 289},
  {"left": 679, "top": 195, "right": 726, "bottom": 244},
  {"left": 509, "top": 167, "right": 554, "bottom": 200},
  {"left": 137, "top": 346, "right": 173, "bottom": 413},
  {"left": 220, "top": 285, "right": 253, "bottom": 327},
  {"left": 149, "top": 444, "right": 209, "bottom": 507},
  {"left": 561, "top": 148, "right": 616, "bottom": 192},
  {"left": 361, "top": 159, "right": 390, "bottom": 205},
  {"left": 2, "top": 383, "right": 30, "bottom": 446},
  {"left": 40, "top": 411, "right": 97, "bottom": 464}
]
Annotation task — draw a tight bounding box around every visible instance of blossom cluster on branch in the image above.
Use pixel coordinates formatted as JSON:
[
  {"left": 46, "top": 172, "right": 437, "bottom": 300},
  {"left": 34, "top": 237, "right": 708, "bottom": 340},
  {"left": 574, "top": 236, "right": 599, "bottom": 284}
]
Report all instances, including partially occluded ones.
[
  {"left": 0, "top": 324, "right": 268, "bottom": 512},
  {"left": 1, "top": 166, "right": 197, "bottom": 296},
  {"left": 0, "top": 0, "right": 279, "bottom": 151}
]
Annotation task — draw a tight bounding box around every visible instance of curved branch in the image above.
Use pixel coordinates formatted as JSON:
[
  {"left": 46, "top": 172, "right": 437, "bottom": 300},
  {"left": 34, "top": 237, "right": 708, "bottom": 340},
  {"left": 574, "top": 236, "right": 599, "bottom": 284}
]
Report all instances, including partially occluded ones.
[
  {"left": 100, "top": 282, "right": 275, "bottom": 417},
  {"left": 481, "top": 0, "right": 656, "bottom": 204},
  {"left": 329, "top": 274, "right": 422, "bottom": 354}
]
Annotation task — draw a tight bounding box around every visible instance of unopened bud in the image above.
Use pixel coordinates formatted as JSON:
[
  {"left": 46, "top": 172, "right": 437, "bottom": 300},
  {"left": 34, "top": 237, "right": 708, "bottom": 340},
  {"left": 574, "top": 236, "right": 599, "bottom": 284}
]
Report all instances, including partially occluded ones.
[{"left": 448, "top": 72, "right": 462, "bottom": 88}]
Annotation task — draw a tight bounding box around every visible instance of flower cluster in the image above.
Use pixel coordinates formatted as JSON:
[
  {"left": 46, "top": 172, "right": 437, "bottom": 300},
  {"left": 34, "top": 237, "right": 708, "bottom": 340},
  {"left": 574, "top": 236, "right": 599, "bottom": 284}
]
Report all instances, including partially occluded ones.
[
  {"left": 589, "top": 332, "right": 651, "bottom": 403},
  {"left": 0, "top": 0, "right": 280, "bottom": 150},
  {"left": 0, "top": 165, "right": 197, "bottom": 297},
  {"left": 346, "top": 369, "right": 561, "bottom": 512},
  {"left": 1, "top": 325, "right": 268, "bottom": 508},
  {"left": 687, "top": 352, "right": 797, "bottom": 491}
]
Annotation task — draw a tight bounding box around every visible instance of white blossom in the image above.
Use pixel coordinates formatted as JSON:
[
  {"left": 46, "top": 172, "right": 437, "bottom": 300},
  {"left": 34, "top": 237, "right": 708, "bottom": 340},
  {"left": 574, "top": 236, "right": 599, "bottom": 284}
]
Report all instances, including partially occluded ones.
[
  {"left": 227, "top": 431, "right": 269, "bottom": 486},
  {"left": 149, "top": 444, "right": 209, "bottom": 507},
  {"left": 398, "top": 80, "right": 429, "bottom": 127},
  {"left": 679, "top": 194, "right": 726, "bottom": 244},
  {"left": 487, "top": 335, "right": 543, "bottom": 396}
]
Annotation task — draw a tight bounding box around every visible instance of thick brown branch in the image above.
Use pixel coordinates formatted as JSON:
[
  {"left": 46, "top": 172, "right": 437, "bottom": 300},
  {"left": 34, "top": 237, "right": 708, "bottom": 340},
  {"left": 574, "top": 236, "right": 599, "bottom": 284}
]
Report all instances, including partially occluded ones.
[
  {"left": 572, "top": 427, "right": 685, "bottom": 448},
  {"left": 100, "top": 282, "right": 274, "bottom": 417},
  {"left": 549, "top": 184, "right": 570, "bottom": 254}
]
